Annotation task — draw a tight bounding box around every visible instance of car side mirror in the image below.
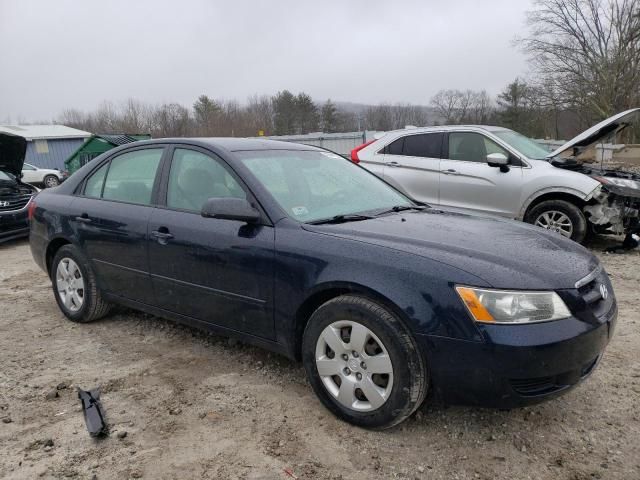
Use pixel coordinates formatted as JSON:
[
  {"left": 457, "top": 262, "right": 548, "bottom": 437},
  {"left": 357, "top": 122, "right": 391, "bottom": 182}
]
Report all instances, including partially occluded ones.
[
  {"left": 201, "top": 198, "right": 260, "bottom": 223},
  {"left": 487, "top": 153, "right": 510, "bottom": 172}
]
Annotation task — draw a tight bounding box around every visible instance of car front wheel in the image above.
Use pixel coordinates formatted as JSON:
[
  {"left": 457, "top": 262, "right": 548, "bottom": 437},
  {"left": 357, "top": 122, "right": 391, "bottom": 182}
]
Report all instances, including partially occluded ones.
[
  {"left": 44, "top": 175, "right": 60, "bottom": 188},
  {"left": 51, "top": 245, "right": 111, "bottom": 323},
  {"left": 525, "top": 199, "right": 587, "bottom": 244},
  {"left": 302, "top": 295, "right": 428, "bottom": 429}
]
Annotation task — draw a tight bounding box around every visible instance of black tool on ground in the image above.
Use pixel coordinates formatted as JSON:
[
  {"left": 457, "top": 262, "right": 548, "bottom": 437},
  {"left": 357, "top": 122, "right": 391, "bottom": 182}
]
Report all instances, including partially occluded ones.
[
  {"left": 605, "top": 231, "right": 640, "bottom": 253},
  {"left": 78, "top": 388, "right": 108, "bottom": 437}
]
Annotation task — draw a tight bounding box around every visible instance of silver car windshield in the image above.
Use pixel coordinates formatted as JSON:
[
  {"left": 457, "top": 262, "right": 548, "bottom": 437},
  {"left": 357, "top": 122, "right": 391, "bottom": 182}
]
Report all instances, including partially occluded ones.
[
  {"left": 492, "top": 130, "right": 551, "bottom": 160},
  {"left": 238, "top": 150, "right": 413, "bottom": 222}
]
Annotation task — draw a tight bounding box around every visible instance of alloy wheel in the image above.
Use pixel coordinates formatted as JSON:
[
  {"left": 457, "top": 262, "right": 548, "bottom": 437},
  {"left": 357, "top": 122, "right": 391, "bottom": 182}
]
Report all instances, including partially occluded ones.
[
  {"left": 315, "top": 320, "right": 394, "bottom": 412},
  {"left": 55, "top": 258, "right": 85, "bottom": 312},
  {"left": 534, "top": 210, "right": 574, "bottom": 238},
  {"left": 45, "top": 176, "right": 60, "bottom": 188}
]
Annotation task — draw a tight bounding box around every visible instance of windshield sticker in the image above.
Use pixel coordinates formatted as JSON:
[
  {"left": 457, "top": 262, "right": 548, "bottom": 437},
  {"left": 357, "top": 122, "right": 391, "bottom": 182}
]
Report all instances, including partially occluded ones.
[{"left": 292, "top": 206, "right": 309, "bottom": 216}]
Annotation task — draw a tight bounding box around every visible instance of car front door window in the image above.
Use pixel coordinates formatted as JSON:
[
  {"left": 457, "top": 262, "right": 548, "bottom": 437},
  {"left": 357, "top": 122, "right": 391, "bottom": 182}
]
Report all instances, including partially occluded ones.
[
  {"left": 448, "top": 132, "right": 509, "bottom": 163},
  {"left": 166, "top": 149, "right": 246, "bottom": 212}
]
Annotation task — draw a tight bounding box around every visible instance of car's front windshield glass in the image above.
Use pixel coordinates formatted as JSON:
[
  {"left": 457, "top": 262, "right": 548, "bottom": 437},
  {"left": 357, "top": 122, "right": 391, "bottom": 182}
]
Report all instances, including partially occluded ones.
[
  {"left": 238, "top": 150, "right": 413, "bottom": 222},
  {"left": 492, "top": 130, "right": 550, "bottom": 160},
  {"left": 0, "top": 170, "right": 15, "bottom": 181}
]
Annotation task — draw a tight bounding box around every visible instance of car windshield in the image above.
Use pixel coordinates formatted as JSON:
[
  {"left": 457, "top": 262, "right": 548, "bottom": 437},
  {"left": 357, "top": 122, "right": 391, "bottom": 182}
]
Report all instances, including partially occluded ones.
[
  {"left": 238, "top": 150, "right": 414, "bottom": 222},
  {"left": 0, "top": 170, "right": 15, "bottom": 181},
  {"left": 492, "top": 129, "right": 551, "bottom": 160}
]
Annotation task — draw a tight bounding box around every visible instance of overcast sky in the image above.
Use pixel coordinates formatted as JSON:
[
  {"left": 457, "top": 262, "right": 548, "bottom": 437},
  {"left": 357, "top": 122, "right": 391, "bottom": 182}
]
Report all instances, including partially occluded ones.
[{"left": 0, "top": 0, "right": 533, "bottom": 122}]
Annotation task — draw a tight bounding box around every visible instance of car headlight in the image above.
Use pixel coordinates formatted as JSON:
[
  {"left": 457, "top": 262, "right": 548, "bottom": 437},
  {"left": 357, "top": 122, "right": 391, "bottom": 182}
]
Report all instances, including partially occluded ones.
[
  {"left": 593, "top": 176, "right": 640, "bottom": 190},
  {"left": 455, "top": 286, "right": 571, "bottom": 324}
]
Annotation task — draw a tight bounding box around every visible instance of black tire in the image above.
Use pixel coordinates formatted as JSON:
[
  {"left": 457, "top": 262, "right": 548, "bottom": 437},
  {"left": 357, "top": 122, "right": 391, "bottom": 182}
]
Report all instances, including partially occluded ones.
[
  {"left": 51, "top": 245, "right": 111, "bottom": 323},
  {"left": 43, "top": 175, "right": 60, "bottom": 188},
  {"left": 302, "top": 295, "right": 428, "bottom": 429},
  {"left": 525, "top": 199, "right": 588, "bottom": 244}
]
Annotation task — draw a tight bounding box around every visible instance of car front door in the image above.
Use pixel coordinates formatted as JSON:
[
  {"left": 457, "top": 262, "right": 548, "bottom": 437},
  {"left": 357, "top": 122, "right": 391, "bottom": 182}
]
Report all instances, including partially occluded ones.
[
  {"left": 70, "top": 146, "right": 166, "bottom": 304},
  {"left": 438, "top": 132, "right": 524, "bottom": 218},
  {"left": 147, "top": 146, "right": 275, "bottom": 340},
  {"left": 381, "top": 132, "right": 443, "bottom": 205}
]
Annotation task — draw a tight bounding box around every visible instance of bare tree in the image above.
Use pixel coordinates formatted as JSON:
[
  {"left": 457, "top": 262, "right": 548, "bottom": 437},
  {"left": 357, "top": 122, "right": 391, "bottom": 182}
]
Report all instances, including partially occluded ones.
[{"left": 521, "top": 0, "right": 640, "bottom": 120}]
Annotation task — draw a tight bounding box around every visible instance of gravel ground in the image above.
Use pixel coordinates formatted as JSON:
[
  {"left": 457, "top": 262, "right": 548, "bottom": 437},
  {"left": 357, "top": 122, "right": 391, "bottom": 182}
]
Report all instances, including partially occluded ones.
[{"left": 0, "top": 237, "right": 639, "bottom": 480}]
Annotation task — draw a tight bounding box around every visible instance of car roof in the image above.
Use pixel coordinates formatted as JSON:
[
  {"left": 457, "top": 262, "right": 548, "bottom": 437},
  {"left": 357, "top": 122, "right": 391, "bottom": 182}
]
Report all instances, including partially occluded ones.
[
  {"left": 381, "top": 125, "right": 512, "bottom": 136},
  {"left": 132, "top": 137, "right": 322, "bottom": 152}
]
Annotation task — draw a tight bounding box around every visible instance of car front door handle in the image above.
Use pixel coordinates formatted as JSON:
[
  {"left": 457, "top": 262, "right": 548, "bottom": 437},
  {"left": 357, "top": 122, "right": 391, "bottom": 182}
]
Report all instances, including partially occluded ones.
[
  {"left": 441, "top": 169, "right": 460, "bottom": 175},
  {"left": 75, "top": 214, "right": 92, "bottom": 224},
  {"left": 387, "top": 161, "right": 401, "bottom": 167}
]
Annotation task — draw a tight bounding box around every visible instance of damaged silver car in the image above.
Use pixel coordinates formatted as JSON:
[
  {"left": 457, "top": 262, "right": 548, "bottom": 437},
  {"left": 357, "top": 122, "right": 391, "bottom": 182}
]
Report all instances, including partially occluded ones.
[{"left": 355, "top": 108, "right": 640, "bottom": 245}]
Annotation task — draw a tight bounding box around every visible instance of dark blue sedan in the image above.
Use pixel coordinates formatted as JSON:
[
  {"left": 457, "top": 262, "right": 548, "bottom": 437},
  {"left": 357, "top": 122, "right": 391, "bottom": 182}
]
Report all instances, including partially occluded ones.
[{"left": 29, "top": 138, "right": 617, "bottom": 429}]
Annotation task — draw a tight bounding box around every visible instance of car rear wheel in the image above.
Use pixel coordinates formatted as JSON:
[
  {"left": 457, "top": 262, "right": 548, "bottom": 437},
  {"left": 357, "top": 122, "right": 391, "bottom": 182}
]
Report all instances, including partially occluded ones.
[
  {"left": 51, "top": 245, "right": 111, "bottom": 323},
  {"left": 525, "top": 199, "right": 587, "bottom": 244},
  {"left": 302, "top": 295, "right": 428, "bottom": 429},
  {"left": 44, "top": 175, "right": 60, "bottom": 188}
]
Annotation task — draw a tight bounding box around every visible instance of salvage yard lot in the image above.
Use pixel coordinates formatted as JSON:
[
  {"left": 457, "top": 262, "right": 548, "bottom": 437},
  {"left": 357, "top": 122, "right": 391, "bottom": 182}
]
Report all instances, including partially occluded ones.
[{"left": 1, "top": 238, "right": 639, "bottom": 480}]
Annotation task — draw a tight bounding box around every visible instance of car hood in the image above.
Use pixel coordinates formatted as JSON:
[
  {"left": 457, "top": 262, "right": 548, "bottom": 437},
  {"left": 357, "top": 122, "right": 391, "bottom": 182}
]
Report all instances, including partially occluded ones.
[
  {"left": 303, "top": 209, "right": 599, "bottom": 290},
  {"left": 0, "top": 133, "right": 27, "bottom": 177},
  {"left": 547, "top": 108, "right": 640, "bottom": 160}
]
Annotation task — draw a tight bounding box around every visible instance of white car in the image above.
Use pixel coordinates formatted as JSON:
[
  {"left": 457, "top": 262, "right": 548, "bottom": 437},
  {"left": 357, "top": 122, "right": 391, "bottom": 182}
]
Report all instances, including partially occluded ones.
[
  {"left": 21, "top": 163, "right": 65, "bottom": 188},
  {"left": 353, "top": 109, "right": 640, "bottom": 244}
]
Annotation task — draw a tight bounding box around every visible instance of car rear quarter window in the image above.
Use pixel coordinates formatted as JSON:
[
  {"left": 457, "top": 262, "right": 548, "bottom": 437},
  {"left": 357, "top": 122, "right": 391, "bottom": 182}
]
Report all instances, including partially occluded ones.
[
  {"left": 166, "top": 149, "right": 246, "bottom": 212},
  {"left": 385, "top": 133, "right": 443, "bottom": 158},
  {"left": 100, "top": 149, "right": 163, "bottom": 205},
  {"left": 83, "top": 162, "right": 108, "bottom": 198}
]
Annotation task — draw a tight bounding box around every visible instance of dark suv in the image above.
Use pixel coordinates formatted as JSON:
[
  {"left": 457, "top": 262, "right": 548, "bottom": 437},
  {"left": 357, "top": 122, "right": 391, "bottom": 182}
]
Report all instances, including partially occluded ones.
[
  {"left": 29, "top": 138, "right": 617, "bottom": 429},
  {"left": 1, "top": 133, "right": 38, "bottom": 243}
]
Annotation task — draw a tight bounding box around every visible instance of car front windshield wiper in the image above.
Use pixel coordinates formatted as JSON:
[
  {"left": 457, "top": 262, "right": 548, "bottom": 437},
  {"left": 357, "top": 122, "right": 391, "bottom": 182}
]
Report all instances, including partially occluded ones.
[
  {"left": 375, "top": 205, "right": 426, "bottom": 216},
  {"left": 307, "top": 214, "right": 375, "bottom": 225}
]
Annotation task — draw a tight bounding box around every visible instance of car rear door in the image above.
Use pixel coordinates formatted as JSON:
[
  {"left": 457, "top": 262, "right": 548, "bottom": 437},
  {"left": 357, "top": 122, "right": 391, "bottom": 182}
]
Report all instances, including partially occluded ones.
[
  {"left": 381, "top": 132, "right": 443, "bottom": 205},
  {"left": 70, "top": 145, "right": 166, "bottom": 304},
  {"left": 438, "top": 131, "right": 524, "bottom": 218},
  {"left": 147, "top": 146, "right": 276, "bottom": 340}
]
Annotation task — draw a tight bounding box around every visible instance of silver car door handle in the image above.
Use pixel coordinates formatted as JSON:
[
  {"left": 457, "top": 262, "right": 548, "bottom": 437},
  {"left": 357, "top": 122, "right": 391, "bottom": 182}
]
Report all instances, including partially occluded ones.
[
  {"left": 441, "top": 169, "right": 460, "bottom": 175},
  {"left": 387, "top": 161, "right": 401, "bottom": 167}
]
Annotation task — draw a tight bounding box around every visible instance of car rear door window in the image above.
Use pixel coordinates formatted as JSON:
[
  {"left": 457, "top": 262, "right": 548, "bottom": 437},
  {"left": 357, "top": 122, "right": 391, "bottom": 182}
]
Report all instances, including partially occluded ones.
[
  {"left": 166, "top": 149, "right": 246, "bottom": 212},
  {"left": 101, "top": 149, "right": 163, "bottom": 205},
  {"left": 385, "top": 133, "right": 442, "bottom": 158},
  {"left": 448, "top": 132, "right": 509, "bottom": 163}
]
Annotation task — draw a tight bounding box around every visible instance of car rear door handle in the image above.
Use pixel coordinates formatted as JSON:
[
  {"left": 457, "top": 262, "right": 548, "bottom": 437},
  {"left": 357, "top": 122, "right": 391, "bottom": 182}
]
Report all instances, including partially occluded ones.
[
  {"left": 441, "top": 169, "right": 460, "bottom": 175},
  {"left": 151, "top": 228, "right": 174, "bottom": 245},
  {"left": 387, "top": 161, "right": 401, "bottom": 167},
  {"left": 75, "top": 214, "right": 92, "bottom": 224}
]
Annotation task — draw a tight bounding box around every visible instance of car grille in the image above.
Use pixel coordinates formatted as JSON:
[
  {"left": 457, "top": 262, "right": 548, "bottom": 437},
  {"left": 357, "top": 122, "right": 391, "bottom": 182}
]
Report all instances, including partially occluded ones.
[
  {"left": 510, "top": 355, "right": 600, "bottom": 396},
  {"left": 0, "top": 194, "right": 32, "bottom": 212},
  {"left": 576, "top": 267, "right": 614, "bottom": 320}
]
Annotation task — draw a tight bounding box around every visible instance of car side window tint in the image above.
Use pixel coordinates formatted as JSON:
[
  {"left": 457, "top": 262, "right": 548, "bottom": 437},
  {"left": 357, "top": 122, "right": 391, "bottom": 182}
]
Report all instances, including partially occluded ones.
[
  {"left": 402, "top": 133, "right": 442, "bottom": 158},
  {"left": 101, "top": 149, "right": 163, "bottom": 205},
  {"left": 385, "top": 138, "right": 404, "bottom": 155},
  {"left": 83, "top": 162, "right": 108, "bottom": 198},
  {"left": 448, "top": 132, "right": 508, "bottom": 163},
  {"left": 166, "top": 149, "right": 246, "bottom": 212},
  {"left": 23, "top": 164, "right": 36, "bottom": 171}
]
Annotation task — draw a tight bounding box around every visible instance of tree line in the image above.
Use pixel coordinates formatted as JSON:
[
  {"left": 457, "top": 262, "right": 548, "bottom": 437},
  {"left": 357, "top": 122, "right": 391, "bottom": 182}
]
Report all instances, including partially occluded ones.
[{"left": 57, "top": 0, "right": 640, "bottom": 141}]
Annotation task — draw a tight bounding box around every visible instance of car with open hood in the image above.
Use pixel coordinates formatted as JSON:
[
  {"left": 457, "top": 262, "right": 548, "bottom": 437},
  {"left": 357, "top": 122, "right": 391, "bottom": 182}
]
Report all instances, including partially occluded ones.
[
  {"left": 29, "top": 138, "right": 616, "bottom": 429},
  {"left": 0, "top": 133, "right": 38, "bottom": 243},
  {"left": 353, "top": 109, "right": 640, "bottom": 244}
]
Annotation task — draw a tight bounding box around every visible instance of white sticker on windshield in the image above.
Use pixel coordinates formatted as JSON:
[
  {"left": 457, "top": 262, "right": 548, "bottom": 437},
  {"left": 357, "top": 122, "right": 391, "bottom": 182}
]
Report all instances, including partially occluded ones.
[
  {"left": 321, "top": 152, "right": 342, "bottom": 159},
  {"left": 292, "top": 206, "right": 309, "bottom": 216}
]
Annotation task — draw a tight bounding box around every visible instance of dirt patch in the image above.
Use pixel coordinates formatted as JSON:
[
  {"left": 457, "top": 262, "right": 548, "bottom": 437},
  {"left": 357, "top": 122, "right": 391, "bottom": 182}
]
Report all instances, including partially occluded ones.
[{"left": 0, "top": 238, "right": 639, "bottom": 479}]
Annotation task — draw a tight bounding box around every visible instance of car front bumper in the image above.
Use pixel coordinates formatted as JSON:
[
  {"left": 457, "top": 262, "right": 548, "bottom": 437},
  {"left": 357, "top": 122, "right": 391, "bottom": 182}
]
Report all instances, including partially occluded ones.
[
  {"left": 417, "top": 299, "right": 617, "bottom": 409},
  {"left": 0, "top": 210, "right": 29, "bottom": 243}
]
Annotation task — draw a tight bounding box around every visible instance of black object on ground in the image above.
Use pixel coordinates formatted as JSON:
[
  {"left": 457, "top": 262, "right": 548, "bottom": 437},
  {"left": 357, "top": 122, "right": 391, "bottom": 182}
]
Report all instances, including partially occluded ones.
[{"left": 78, "top": 388, "right": 108, "bottom": 437}]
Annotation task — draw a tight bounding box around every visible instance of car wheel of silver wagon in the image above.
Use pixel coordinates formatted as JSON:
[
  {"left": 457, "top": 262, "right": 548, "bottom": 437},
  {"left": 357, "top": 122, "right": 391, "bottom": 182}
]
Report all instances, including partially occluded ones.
[
  {"left": 51, "top": 245, "right": 111, "bottom": 323},
  {"left": 44, "top": 175, "right": 60, "bottom": 188},
  {"left": 525, "top": 199, "right": 587, "bottom": 244},
  {"left": 302, "top": 295, "right": 428, "bottom": 429}
]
